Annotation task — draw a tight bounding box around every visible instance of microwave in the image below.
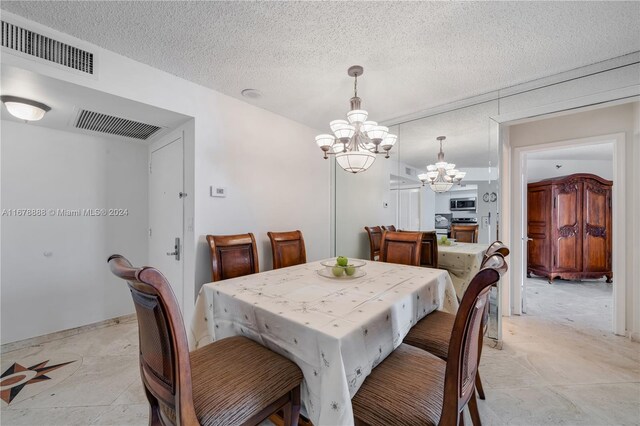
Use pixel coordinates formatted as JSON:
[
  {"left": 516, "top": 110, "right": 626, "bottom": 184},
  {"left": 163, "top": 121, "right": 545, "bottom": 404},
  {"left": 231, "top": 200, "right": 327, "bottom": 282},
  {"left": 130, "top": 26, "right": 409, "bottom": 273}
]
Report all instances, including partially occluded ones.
[{"left": 450, "top": 197, "right": 477, "bottom": 211}]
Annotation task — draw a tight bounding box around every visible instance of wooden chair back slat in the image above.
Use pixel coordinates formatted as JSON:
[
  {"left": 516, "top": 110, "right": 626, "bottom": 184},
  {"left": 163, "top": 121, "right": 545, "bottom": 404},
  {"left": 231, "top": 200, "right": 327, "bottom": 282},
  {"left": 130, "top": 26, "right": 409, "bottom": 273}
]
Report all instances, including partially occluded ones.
[
  {"left": 364, "top": 226, "right": 383, "bottom": 261},
  {"left": 450, "top": 224, "right": 479, "bottom": 243},
  {"left": 420, "top": 231, "right": 439, "bottom": 268},
  {"left": 379, "top": 231, "right": 422, "bottom": 266},
  {"left": 206, "top": 233, "right": 259, "bottom": 282},
  {"left": 268, "top": 230, "right": 307, "bottom": 269}
]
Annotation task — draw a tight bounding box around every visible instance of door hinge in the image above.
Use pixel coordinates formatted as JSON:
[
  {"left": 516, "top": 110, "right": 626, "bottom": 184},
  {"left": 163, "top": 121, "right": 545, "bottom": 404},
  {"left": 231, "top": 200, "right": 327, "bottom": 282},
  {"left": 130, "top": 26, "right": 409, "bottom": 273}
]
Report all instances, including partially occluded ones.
[
  {"left": 149, "top": 228, "right": 152, "bottom": 238},
  {"left": 179, "top": 192, "right": 187, "bottom": 199},
  {"left": 149, "top": 162, "right": 152, "bottom": 174}
]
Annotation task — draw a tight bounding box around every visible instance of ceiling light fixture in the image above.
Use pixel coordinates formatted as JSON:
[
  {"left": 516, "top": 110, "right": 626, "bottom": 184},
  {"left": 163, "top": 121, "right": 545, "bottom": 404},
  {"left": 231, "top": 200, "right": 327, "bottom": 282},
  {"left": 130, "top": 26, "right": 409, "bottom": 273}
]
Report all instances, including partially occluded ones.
[
  {"left": 314, "top": 66, "right": 397, "bottom": 174},
  {"left": 418, "top": 136, "right": 466, "bottom": 193},
  {"left": 1, "top": 95, "right": 51, "bottom": 121}
]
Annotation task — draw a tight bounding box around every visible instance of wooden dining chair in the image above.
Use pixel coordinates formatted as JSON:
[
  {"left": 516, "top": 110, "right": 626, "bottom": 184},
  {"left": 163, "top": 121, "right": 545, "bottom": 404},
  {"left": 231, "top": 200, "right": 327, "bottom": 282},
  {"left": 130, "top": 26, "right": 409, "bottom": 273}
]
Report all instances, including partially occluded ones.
[
  {"left": 108, "top": 255, "right": 302, "bottom": 426},
  {"left": 352, "top": 254, "right": 506, "bottom": 426},
  {"left": 364, "top": 226, "right": 383, "bottom": 261},
  {"left": 381, "top": 225, "right": 396, "bottom": 232},
  {"left": 450, "top": 224, "right": 479, "bottom": 243},
  {"left": 403, "top": 252, "right": 508, "bottom": 419},
  {"left": 379, "top": 231, "right": 422, "bottom": 267},
  {"left": 420, "top": 231, "right": 439, "bottom": 268},
  {"left": 267, "top": 230, "right": 307, "bottom": 269},
  {"left": 206, "top": 233, "right": 259, "bottom": 282}
]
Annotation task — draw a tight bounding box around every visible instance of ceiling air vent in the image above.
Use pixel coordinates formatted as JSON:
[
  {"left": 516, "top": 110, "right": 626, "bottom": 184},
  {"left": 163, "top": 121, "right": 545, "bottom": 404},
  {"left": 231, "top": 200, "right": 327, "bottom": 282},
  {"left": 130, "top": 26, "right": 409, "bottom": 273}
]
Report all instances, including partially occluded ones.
[
  {"left": 1, "top": 20, "right": 94, "bottom": 74},
  {"left": 75, "top": 110, "right": 161, "bottom": 140},
  {"left": 405, "top": 167, "right": 414, "bottom": 176}
]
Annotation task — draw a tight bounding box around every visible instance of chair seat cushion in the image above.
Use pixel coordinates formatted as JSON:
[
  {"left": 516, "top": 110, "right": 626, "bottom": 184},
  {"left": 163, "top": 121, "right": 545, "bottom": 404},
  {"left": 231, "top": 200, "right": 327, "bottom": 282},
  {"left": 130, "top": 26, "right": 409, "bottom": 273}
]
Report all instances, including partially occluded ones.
[
  {"left": 352, "top": 343, "right": 446, "bottom": 426},
  {"left": 403, "top": 310, "right": 455, "bottom": 360},
  {"left": 190, "top": 336, "right": 302, "bottom": 426}
]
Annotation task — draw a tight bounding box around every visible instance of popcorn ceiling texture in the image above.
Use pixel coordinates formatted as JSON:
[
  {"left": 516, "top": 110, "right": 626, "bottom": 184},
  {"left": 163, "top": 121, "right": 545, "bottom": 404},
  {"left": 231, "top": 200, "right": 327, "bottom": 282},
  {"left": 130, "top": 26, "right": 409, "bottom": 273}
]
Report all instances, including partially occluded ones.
[{"left": 2, "top": 1, "right": 638, "bottom": 134}]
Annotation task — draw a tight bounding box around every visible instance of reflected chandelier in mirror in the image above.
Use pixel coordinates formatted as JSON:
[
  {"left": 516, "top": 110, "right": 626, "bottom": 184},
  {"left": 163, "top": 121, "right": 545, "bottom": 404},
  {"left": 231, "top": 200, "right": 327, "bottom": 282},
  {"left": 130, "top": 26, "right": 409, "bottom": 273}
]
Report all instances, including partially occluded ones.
[
  {"left": 418, "top": 136, "right": 466, "bottom": 192},
  {"left": 314, "top": 66, "right": 397, "bottom": 174}
]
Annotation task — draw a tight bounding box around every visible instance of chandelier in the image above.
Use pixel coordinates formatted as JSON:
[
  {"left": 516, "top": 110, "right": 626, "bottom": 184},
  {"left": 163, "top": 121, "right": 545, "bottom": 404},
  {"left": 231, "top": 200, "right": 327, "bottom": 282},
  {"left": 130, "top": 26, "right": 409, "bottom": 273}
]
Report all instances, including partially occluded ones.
[
  {"left": 314, "top": 66, "right": 397, "bottom": 173},
  {"left": 418, "top": 136, "right": 466, "bottom": 193}
]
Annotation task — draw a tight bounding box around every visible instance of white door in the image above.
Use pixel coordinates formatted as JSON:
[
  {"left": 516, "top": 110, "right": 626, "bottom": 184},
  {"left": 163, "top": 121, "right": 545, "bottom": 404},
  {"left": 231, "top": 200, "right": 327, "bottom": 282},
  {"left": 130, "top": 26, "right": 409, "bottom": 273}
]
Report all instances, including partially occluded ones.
[
  {"left": 149, "top": 135, "right": 184, "bottom": 310},
  {"left": 398, "top": 189, "right": 420, "bottom": 230}
]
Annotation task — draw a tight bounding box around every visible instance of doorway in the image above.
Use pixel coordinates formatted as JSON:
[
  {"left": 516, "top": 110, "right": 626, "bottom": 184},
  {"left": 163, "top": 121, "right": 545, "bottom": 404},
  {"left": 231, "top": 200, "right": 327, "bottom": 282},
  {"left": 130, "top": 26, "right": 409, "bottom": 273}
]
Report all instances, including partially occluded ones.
[
  {"left": 511, "top": 133, "right": 626, "bottom": 335},
  {"left": 149, "top": 130, "right": 185, "bottom": 311}
]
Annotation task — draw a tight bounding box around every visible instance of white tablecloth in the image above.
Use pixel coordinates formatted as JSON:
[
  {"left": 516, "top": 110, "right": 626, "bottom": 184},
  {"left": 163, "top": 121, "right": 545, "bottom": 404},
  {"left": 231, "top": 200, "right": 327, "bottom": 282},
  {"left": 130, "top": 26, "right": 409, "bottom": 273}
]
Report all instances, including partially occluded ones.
[
  {"left": 189, "top": 259, "right": 458, "bottom": 426},
  {"left": 438, "top": 242, "right": 489, "bottom": 298}
]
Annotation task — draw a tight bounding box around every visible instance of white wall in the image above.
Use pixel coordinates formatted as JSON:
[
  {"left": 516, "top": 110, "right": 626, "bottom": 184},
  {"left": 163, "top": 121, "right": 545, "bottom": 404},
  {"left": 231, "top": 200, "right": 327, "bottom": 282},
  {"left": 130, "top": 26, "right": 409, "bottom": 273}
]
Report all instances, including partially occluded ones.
[
  {"left": 508, "top": 101, "right": 640, "bottom": 338},
  {"left": 1, "top": 122, "right": 148, "bottom": 343},
  {"left": 0, "top": 12, "right": 331, "bottom": 339},
  {"left": 526, "top": 159, "right": 613, "bottom": 182}
]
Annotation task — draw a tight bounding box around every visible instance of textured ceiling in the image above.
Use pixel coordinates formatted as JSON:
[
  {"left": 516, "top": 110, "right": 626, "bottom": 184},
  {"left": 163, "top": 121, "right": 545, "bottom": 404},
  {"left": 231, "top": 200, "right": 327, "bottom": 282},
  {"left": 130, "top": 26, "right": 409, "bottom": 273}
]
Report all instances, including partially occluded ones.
[
  {"left": 2, "top": 2, "right": 638, "bottom": 170},
  {"left": 2, "top": 1, "right": 639, "bottom": 136},
  {"left": 527, "top": 143, "right": 614, "bottom": 161}
]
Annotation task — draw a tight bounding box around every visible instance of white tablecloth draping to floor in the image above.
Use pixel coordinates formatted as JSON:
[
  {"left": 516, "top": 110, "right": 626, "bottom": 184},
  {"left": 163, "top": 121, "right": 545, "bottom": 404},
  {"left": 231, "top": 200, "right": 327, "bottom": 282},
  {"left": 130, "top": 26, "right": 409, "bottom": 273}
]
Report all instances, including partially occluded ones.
[
  {"left": 438, "top": 242, "right": 489, "bottom": 298},
  {"left": 188, "top": 259, "right": 458, "bottom": 426}
]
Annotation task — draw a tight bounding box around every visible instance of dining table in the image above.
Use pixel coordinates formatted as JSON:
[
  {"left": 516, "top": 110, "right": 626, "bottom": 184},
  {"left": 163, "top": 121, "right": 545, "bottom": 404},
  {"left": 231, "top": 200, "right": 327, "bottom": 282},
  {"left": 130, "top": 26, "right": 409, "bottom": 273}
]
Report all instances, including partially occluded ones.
[
  {"left": 188, "top": 259, "right": 458, "bottom": 426},
  {"left": 438, "top": 242, "right": 489, "bottom": 299}
]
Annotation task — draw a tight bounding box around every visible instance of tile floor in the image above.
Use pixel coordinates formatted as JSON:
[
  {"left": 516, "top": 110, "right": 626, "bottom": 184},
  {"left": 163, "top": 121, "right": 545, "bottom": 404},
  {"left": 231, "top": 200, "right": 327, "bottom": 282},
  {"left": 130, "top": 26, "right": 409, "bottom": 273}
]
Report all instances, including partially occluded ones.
[{"left": 1, "top": 277, "right": 638, "bottom": 425}]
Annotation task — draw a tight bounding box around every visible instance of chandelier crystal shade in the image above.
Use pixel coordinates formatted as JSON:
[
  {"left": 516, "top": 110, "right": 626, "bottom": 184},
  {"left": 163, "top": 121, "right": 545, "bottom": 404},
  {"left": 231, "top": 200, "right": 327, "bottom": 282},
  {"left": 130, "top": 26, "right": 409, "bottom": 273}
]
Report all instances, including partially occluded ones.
[
  {"left": 418, "top": 136, "right": 466, "bottom": 193},
  {"left": 314, "top": 66, "right": 397, "bottom": 173}
]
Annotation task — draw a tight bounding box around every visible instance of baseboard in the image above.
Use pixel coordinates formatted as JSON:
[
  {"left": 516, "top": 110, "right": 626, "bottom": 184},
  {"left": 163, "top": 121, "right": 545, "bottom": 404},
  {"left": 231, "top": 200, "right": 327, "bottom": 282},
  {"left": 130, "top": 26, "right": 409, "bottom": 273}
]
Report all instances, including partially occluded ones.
[{"left": 1, "top": 313, "right": 136, "bottom": 354}]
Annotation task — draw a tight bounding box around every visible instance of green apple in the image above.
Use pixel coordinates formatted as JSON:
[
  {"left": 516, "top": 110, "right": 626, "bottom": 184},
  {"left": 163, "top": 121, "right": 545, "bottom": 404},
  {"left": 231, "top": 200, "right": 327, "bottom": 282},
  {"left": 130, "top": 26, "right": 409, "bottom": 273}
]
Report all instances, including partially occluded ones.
[
  {"left": 337, "top": 256, "right": 349, "bottom": 267},
  {"left": 345, "top": 264, "right": 356, "bottom": 276},
  {"left": 440, "top": 235, "right": 447, "bottom": 242},
  {"left": 332, "top": 265, "right": 345, "bottom": 277}
]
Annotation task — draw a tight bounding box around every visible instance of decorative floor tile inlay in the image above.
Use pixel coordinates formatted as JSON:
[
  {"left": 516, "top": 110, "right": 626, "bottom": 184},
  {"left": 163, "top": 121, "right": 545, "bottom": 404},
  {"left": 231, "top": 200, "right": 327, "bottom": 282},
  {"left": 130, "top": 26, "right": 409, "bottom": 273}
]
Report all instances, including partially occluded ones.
[{"left": 1, "top": 354, "right": 81, "bottom": 406}]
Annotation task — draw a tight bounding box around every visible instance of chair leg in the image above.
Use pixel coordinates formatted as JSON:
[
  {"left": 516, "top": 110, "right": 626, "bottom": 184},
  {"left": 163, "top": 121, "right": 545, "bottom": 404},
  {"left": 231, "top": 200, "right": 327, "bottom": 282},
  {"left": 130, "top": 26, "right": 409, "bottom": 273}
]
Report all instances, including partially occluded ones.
[
  {"left": 475, "top": 370, "right": 486, "bottom": 400},
  {"left": 468, "top": 393, "right": 482, "bottom": 426},
  {"left": 283, "top": 386, "right": 301, "bottom": 426}
]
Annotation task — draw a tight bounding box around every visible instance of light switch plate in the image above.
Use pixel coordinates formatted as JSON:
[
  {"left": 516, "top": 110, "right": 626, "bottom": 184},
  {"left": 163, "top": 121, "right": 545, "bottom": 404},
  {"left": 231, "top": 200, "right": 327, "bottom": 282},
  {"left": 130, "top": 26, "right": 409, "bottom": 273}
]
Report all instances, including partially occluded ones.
[{"left": 210, "top": 186, "right": 227, "bottom": 197}]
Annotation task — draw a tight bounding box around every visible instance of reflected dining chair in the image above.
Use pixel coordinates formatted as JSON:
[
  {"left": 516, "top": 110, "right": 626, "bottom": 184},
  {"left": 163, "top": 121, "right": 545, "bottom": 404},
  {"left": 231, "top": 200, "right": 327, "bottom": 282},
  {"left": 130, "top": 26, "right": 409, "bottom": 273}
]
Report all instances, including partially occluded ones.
[
  {"left": 267, "top": 230, "right": 306, "bottom": 269},
  {"left": 381, "top": 225, "right": 396, "bottom": 232},
  {"left": 206, "top": 233, "right": 259, "bottom": 282},
  {"left": 420, "top": 231, "right": 439, "bottom": 268},
  {"left": 483, "top": 240, "right": 510, "bottom": 265},
  {"left": 364, "top": 226, "right": 383, "bottom": 261},
  {"left": 450, "top": 224, "right": 479, "bottom": 243},
  {"left": 352, "top": 254, "right": 507, "bottom": 426},
  {"left": 108, "top": 255, "right": 303, "bottom": 426},
  {"left": 379, "top": 231, "right": 422, "bottom": 267}
]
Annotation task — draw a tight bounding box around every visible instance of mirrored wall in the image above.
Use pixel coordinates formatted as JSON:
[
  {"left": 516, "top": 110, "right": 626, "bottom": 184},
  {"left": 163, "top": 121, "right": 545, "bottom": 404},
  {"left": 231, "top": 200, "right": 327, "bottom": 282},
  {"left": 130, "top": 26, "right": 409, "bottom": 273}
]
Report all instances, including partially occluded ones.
[{"left": 333, "top": 99, "right": 502, "bottom": 339}]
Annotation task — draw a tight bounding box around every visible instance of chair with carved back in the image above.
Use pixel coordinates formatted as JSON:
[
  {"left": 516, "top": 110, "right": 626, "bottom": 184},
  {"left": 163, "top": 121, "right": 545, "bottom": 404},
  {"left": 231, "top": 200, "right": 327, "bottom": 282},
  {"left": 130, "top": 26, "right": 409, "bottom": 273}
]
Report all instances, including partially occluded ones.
[
  {"left": 379, "top": 231, "right": 423, "bottom": 267},
  {"left": 364, "top": 226, "right": 383, "bottom": 261},
  {"left": 420, "top": 231, "right": 439, "bottom": 268},
  {"left": 107, "top": 255, "right": 302, "bottom": 426},
  {"left": 402, "top": 251, "right": 508, "bottom": 423},
  {"left": 450, "top": 224, "right": 479, "bottom": 243},
  {"left": 352, "top": 253, "right": 507, "bottom": 425},
  {"left": 381, "top": 225, "right": 396, "bottom": 232},
  {"left": 206, "top": 233, "right": 259, "bottom": 282},
  {"left": 267, "top": 230, "right": 307, "bottom": 269}
]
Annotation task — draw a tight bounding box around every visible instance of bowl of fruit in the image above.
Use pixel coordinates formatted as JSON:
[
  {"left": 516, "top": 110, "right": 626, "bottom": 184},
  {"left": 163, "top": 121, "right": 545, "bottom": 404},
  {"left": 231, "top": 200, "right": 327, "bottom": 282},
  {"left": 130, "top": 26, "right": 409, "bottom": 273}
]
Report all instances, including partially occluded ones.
[
  {"left": 318, "top": 256, "right": 366, "bottom": 279},
  {"left": 438, "top": 236, "right": 456, "bottom": 246}
]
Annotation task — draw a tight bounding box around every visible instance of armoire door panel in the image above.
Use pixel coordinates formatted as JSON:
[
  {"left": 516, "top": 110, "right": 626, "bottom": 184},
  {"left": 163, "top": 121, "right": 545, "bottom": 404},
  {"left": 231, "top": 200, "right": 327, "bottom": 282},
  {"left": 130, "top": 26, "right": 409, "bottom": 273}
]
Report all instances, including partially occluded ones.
[
  {"left": 553, "top": 182, "right": 582, "bottom": 272},
  {"left": 583, "top": 181, "right": 611, "bottom": 272},
  {"left": 527, "top": 187, "right": 550, "bottom": 271}
]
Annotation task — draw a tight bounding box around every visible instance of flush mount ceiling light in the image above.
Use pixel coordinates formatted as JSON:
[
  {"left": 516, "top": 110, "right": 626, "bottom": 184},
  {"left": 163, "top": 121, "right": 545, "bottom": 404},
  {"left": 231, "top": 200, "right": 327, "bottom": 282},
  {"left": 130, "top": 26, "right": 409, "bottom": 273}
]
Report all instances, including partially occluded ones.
[
  {"left": 314, "top": 66, "right": 397, "bottom": 174},
  {"left": 1, "top": 95, "right": 51, "bottom": 121},
  {"left": 418, "top": 136, "right": 466, "bottom": 193}
]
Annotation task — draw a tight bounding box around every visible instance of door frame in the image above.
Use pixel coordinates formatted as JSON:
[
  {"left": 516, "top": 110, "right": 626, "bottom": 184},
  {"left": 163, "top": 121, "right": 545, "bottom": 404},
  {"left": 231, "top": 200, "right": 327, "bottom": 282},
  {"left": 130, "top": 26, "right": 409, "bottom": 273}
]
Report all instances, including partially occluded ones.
[
  {"left": 511, "top": 133, "right": 626, "bottom": 335},
  {"left": 148, "top": 127, "right": 186, "bottom": 310}
]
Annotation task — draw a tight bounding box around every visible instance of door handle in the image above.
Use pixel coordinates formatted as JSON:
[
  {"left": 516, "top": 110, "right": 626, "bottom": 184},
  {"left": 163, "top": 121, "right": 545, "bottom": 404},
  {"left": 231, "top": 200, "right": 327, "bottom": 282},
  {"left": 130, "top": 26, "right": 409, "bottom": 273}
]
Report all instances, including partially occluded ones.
[
  {"left": 166, "top": 237, "right": 180, "bottom": 260},
  {"left": 526, "top": 237, "right": 533, "bottom": 241}
]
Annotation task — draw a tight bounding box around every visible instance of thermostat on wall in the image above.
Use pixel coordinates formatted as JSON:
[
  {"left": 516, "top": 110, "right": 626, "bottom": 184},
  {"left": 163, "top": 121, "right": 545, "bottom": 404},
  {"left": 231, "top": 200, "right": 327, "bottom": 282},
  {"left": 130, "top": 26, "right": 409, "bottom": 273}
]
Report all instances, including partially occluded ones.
[{"left": 210, "top": 186, "right": 227, "bottom": 197}]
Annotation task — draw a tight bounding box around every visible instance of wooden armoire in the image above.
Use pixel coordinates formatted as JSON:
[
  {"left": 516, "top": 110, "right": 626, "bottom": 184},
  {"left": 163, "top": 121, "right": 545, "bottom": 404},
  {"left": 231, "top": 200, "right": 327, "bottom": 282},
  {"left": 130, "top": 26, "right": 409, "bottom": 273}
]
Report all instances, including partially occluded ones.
[{"left": 527, "top": 173, "right": 612, "bottom": 284}]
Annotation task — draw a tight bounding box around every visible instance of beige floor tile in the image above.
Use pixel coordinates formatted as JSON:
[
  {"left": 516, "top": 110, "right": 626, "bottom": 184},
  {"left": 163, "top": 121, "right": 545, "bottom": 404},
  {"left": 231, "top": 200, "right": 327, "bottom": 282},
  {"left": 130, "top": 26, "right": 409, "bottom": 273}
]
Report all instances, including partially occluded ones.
[
  {"left": 111, "top": 380, "right": 147, "bottom": 406},
  {"left": 0, "top": 406, "right": 106, "bottom": 425},
  {"left": 88, "top": 404, "right": 148, "bottom": 425},
  {"left": 553, "top": 382, "right": 640, "bottom": 425}
]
